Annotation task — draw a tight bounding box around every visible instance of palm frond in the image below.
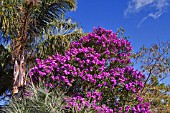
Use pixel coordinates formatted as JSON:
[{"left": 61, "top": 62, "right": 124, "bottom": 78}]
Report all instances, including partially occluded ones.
[
  {"left": 26, "top": 29, "right": 85, "bottom": 69},
  {"left": 25, "top": 18, "right": 84, "bottom": 65},
  {"left": 28, "top": 0, "right": 77, "bottom": 36},
  {"left": 0, "top": 0, "right": 23, "bottom": 37},
  {"left": 0, "top": 0, "right": 77, "bottom": 38}
]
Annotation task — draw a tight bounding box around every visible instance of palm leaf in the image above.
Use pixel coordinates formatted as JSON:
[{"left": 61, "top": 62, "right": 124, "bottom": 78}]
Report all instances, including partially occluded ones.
[
  {"left": 28, "top": 0, "right": 77, "bottom": 37},
  {"left": 26, "top": 19, "right": 86, "bottom": 69},
  {"left": 0, "top": 0, "right": 77, "bottom": 37}
]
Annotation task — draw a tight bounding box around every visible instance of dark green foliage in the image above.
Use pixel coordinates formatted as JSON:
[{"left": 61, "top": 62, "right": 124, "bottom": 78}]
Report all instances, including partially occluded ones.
[{"left": 0, "top": 45, "right": 13, "bottom": 95}]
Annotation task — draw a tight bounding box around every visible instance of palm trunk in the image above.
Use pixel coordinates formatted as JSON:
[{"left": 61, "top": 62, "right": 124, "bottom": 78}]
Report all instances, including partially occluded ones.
[
  {"left": 12, "top": 6, "right": 29, "bottom": 95},
  {"left": 12, "top": 53, "right": 26, "bottom": 95}
]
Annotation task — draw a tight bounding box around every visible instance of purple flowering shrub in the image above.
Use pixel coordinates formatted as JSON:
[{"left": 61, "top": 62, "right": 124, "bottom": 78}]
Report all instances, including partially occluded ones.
[{"left": 30, "top": 27, "right": 150, "bottom": 113}]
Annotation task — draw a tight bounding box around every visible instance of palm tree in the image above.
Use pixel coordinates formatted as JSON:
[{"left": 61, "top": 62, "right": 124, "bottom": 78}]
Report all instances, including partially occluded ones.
[{"left": 0, "top": 0, "right": 77, "bottom": 95}]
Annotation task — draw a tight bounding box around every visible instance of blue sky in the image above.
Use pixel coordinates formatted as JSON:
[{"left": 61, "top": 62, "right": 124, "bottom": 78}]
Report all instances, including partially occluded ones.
[
  {"left": 67, "top": 0, "right": 170, "bottom": 51},
  {"left": 66, "top": 0, "right": 170, "bottom": 83}
]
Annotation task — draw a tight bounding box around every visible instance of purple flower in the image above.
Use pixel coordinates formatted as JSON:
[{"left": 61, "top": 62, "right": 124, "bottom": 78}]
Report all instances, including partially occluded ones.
[{"left": 30, "top": 27, "right": 150, "bottom": 113}]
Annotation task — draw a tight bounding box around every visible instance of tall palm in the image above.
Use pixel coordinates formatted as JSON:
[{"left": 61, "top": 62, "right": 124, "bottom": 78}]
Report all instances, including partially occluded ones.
[{"left": 0, "top": 0, "right": 77, "bottom": 95}]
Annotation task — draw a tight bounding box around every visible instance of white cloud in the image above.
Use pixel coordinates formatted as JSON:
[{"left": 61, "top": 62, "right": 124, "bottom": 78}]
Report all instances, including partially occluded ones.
[{"left": 124, "top": 0, "right": 169, "bottom": 28}]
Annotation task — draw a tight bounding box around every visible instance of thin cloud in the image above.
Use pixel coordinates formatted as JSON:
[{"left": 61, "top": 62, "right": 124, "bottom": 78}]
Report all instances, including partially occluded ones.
[{"left": 124, "top": 0, "right": 169, "bottom": 28}]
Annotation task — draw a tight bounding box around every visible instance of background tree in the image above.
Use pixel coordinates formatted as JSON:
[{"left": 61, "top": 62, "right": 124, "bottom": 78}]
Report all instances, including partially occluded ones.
[
  {"left": 132, "top": 42, "right": 170, "bottom": 112},
  {"left": 0, "top": 0, "right": 77, "bottom": 95},
  {"left": 0, "top": 45, "right": 12, "bottom": 95}
]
